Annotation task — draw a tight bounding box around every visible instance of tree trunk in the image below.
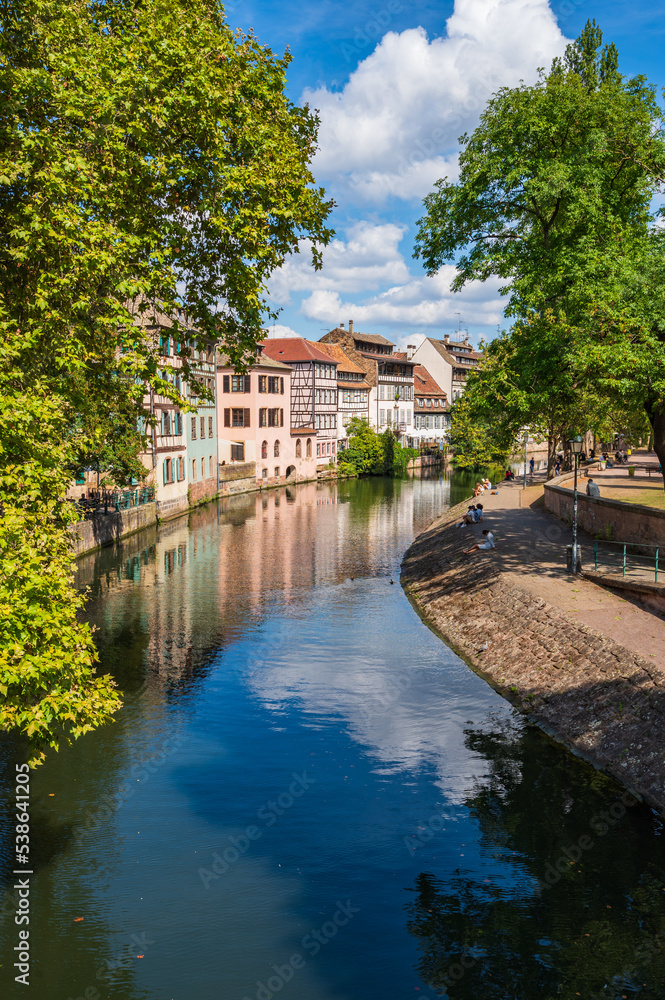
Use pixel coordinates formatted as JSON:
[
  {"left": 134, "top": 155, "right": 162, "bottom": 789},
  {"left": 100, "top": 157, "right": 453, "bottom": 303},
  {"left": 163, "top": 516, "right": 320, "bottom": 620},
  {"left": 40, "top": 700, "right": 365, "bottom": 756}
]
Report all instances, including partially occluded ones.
[
  {"left": 547, "top": 424, "right": 557, "bottom": 478},
  {"left": 646, "top": 402, "right": 665, "bottom": 490}
]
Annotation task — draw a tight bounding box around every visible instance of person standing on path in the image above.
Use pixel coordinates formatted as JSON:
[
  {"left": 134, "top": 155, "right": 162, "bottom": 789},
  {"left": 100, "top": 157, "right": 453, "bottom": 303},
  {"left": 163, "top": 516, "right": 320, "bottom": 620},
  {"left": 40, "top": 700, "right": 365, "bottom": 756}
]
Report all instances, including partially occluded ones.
[{"left": 529, "top": 457, "right": 535, "bottom": 477}]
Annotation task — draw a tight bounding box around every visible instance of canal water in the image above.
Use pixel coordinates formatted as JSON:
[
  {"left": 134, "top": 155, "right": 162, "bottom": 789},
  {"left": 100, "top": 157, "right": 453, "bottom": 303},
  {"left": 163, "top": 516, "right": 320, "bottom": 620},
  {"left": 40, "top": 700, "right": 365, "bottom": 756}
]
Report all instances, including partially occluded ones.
[{"left": 2, "top": 474, "right": 665, "bottom": 1000}]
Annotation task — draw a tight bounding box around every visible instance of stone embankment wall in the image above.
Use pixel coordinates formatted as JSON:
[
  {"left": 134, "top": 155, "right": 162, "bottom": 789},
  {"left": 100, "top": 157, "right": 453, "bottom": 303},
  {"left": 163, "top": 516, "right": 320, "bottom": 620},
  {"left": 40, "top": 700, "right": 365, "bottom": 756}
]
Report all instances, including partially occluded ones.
[
  {"left": 70, "top": 503, "right": 157, "bottom": 557},
  {"left": 402, "top": 503, "right": 665, "bottom": 816},
  {"left": 544, "top": 477, "right": 665, "bottom": 547}
]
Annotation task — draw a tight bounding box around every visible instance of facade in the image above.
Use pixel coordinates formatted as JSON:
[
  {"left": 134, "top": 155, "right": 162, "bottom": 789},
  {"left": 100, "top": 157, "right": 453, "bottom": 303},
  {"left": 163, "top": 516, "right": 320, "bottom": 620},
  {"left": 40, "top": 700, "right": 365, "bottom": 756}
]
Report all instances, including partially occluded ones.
[
  {"left": 411, "top": 364, "right": 450, "bottom": 448},
  {"left": 260, "top": 338, "right": 339, "bottom": 466},
  {"left": 320, "top": 322, "right": 415, "bottom": 442},
  {"left": 185, "top": 338, "right": 219, "bottom": 505},
  {"left": 128, "top": 301, "right": 190, "bottom": 519},
  {"left": 216, "top": 348, "right": 317, "bottom": 487},
  {"left": 316, "top": 341, "right": 370, "bottom": 448},
  {"left": 410, "top": 334, "right": 482, "bottom": 403}
]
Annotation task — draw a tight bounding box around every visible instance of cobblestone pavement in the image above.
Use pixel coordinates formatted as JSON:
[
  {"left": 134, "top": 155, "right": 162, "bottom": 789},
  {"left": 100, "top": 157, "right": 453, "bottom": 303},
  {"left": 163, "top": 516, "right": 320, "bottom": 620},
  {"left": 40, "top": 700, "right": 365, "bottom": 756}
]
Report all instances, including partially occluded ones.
[{"left": 401, "top": 479, "right": 665, "bottom": 815}]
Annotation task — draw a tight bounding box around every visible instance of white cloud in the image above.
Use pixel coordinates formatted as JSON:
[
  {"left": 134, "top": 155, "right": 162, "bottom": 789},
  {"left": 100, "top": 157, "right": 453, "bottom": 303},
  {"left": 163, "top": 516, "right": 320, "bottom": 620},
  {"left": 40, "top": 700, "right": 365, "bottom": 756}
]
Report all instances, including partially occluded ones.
[
  {"left": 305, "top": 0, "right": 566, "bottom": 203},
  {"left": 264, "top": 323, "right": 301, "bottom": 339},
  {"left": 300, "top": 268, "right": 505, "bottom": 329},
  {"left": 268, "top": 222, "right": 410, "bottom": 304}
]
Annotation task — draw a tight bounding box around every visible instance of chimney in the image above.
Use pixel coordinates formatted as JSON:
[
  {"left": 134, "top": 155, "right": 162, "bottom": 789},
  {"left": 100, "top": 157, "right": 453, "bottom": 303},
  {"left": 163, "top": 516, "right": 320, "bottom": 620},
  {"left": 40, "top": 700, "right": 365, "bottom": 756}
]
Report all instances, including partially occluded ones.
[
  {"left": 339, "top": 322, "right": 345, "bottom": 329},
  {"left": 443, "top": 333, "right": 450, "bottom": 345},
  {"left": 406, "top": 344, "right": 416, "bottom": 360},
  {"left": 348, "top": 320, "right": 354, "bottom": 335}
]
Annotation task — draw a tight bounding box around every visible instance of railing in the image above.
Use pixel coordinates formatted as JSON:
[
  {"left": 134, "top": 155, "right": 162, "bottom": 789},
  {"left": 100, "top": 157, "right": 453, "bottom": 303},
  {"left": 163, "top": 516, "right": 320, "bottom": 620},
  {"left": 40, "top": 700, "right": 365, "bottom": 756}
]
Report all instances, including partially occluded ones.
[
  {"left": 591, "top": 539, "right": 661, "bottom": 583},
  {"left": 74, "top": 486, "right": 155, "bottom": 519}
]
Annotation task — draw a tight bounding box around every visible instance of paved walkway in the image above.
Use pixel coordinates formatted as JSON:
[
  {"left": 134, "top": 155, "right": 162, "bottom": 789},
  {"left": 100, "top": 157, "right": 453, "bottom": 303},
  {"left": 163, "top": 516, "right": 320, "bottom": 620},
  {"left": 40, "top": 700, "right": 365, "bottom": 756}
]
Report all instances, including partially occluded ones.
[
  {"left": 468, "top": 477, "right": 665, "bottom": 663},
  {"left": 401, "top": 475, "right": 665, "bottom": 813}
]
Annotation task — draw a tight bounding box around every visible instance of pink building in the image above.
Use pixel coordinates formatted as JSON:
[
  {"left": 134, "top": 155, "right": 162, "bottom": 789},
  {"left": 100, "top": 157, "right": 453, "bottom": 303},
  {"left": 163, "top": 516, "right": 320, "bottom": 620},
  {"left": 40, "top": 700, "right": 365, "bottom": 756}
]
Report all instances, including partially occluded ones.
[{"left": 216, "top": 349, "right": 317, "bottom": 488}]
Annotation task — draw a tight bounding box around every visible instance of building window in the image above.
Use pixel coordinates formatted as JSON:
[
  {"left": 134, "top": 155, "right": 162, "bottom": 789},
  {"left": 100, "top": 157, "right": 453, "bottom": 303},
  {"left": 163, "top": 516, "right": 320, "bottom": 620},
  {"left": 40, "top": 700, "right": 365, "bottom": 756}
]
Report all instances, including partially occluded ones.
[
  {"left": 190, "top": 415, "right": 197, "bottom": 438},
  {"left": 191, "top": 459, "right": 197, "bottom": 481},
  {"left": 380, "top": 409, "right": 385, "bottom": 426},
  {"left": 274, "top": 467, "right": 280, "bottom": 477},
  {"left": 262, "top": 468, "right": 268, "bottom": 479},
  {"left": 161, "top": 411, "right": 171, "bottom": 436},
  {"left": 332, "top": 442, "right": 336, "bottom": 455},
  {"left": 232, "top": 375, "right": 250, "bottom": 392},
  {"left": 306, "top": 438, "right": 312, "bottom": 458},
  {"left": 163, "top": 458, "right": 173, "bottom": 484},
  {"left": 295, "top": 439, "right": 302, "bottom": 458},
  {"left": 208, "top": 416, "right": 213, "bottom": 437},
  {"left": 274, "top": 440, "right": 280, "bottom": 457},
  {"left": 231, "top": 443, "right": 245, "bottom": 462},
  {"left": 200, "top": 416, "right": 205, "bottom": 438},
  {"left": 258, "top": 375, "right": 267, "bottom": 393},
  {"left": 316, "top": 444, "right": 320, "bottom": 457},
  {"left": 267, "top": 408, "right": 283, "bottom": 427},
  {"left": 261, "top": 440, "right": 268, "bottom": 459},
  {"left": 232, "top": 408, "right": 245, "bottom": 427},
  {"left": 268, "top": 376, "right": 280, "bottom": 393},
  {"left": 159, "top": 334, "right": 170, "bottom": 356},
  {"left": 407, "top": 411, "right": 412, "bottom": 425},
  {"left": 259, "top": 408, "right": 267, "bottom": 427},
  {"left": 177, "top": 456, "right": 185, "bottom": 480},
  {"left": 209, "top": 455, "right": 214, "bottom": 477}
]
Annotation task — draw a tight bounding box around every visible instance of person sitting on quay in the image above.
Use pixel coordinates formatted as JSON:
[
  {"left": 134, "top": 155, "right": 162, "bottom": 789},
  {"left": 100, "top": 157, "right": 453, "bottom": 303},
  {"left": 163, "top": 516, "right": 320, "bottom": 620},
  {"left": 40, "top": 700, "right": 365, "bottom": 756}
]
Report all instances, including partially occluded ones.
[
  {"left": 456, "top": 505, "right": 477, "bottom": 527},
  {"left": 464, "top": 529, "right": 495, "bottom": 555},
  {"left": 586, "top": 478, "right": 601, "bottom": 498},
  {"left": 474, "top": 503, "right": 484, "bottom": 522},
  {"left": 504, "top": 468, "right": 514, "bottom": 481},
  {"left": 473, "top": 482, "right": 483, "bottom": 497}
]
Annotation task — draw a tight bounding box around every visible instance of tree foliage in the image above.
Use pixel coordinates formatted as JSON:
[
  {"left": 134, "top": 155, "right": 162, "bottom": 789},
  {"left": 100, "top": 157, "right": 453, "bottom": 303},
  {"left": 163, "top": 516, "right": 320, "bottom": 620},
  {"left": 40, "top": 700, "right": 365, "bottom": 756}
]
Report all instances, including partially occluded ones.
[
  {"left": 338, "top": 419, "right": 417, "bottom": 477},
  {"left": 0, "top": 0, "right": 332, "bottom": 760},
  {"left": 415, "top": 21, "right": 665, "bottom": 479}
]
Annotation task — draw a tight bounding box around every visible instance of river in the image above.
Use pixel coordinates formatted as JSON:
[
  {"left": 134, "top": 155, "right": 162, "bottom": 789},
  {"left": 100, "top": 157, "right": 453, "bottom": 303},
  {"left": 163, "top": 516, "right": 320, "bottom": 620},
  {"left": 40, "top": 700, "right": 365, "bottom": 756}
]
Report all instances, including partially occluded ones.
[{"left": 2, "top": 473, "right": 665, "bottom": 999}]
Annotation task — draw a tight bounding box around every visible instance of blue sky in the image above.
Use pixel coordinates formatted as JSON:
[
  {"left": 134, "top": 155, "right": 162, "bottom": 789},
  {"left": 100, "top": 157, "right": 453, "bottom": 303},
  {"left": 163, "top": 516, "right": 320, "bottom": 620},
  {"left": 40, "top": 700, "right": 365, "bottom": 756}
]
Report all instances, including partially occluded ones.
[{"left": 224, "top": 0, "right": 665, "bottom": 350}]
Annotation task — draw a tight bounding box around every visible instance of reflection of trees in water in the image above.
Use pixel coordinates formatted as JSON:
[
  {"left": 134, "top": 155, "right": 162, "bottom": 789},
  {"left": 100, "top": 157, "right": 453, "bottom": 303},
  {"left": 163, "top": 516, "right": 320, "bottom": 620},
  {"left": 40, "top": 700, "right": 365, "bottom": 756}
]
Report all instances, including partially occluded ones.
[{"left": 407, "top": 718, "right": 665, "bottom": 998}]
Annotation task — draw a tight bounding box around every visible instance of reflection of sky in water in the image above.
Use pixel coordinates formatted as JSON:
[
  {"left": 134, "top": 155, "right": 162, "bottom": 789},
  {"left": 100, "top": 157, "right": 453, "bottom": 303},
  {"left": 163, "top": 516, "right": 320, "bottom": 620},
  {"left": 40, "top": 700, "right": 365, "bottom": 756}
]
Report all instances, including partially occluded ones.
[{"left": 2, "top": 475, "right": 664, "bottom": 1000}]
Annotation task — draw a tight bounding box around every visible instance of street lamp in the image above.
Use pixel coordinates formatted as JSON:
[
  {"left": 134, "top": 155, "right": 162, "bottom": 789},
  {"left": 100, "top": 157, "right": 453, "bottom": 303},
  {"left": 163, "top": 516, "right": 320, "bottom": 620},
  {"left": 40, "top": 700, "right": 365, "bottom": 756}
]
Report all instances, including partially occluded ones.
[{"left": 569, "top": 434, "right": 584, "bottom": 574}]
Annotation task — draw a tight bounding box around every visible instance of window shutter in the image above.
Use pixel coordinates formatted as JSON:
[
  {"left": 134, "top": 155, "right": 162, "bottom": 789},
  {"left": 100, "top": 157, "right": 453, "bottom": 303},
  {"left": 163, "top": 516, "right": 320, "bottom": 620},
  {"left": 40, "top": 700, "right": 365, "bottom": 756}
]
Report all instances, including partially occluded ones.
[
  {"left": 280, "top": 409, "right": 284, "bottom": 427},
  {"left": 224, "top": 408, "right": 230, "bottom": 428},
  {"left": 163, "top": 460, "right": 167, "bottom": 485},
  {"left": 244, "top": 375, "right": 251, "bottom": 393},
  {"left": 244, "top": 408, "right": 250, "bottom": 428},
  {"left": 280, "top": 377, "right": 284, "bottom": 394},
  {"left": 223, "top": 375, "right": 230, "bottom": 393}
]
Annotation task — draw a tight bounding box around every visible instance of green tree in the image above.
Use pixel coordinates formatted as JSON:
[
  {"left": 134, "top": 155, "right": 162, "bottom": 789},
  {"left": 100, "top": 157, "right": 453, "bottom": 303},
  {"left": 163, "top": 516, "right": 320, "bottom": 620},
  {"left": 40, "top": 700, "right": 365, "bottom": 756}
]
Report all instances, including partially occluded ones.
[
  {"left": 340, "top": 418, "right": 387, "bottom": 475},
  {"left": 414, "top": 21, "right": 665, "bottom": 478},
  {"left": 0, "top": 0, "right": 332, "bottom": 760},
  {"left": 448, "top": 392, "right": 513, "bottom": 471}
]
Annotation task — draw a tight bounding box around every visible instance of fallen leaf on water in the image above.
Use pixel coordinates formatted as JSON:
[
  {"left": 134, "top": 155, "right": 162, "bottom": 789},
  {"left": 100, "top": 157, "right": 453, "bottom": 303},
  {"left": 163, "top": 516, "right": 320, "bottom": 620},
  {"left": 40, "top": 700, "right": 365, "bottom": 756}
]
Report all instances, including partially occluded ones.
[{"left": 74, "top": 917, "right": 84, "bottom": 922}]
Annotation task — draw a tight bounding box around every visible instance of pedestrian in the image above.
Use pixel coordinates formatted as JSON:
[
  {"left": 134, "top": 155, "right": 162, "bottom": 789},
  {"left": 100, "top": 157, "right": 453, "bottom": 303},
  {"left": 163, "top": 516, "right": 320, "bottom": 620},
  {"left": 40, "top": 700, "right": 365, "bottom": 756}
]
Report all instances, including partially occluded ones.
[
  {"left": 456, "top": 505, "right": 477, "bottom": 527},
  {"left": 586, "top": 478, "right": 600, "bottom": 498},
  {"left": 554, "top": 459, "right": 561, "bottom": 476},
  {"left": 529, "top": 457, "right": 535, "bottom": 477},
  {"left": 464, "top": 529, "right": 495, "bottom": 555}
]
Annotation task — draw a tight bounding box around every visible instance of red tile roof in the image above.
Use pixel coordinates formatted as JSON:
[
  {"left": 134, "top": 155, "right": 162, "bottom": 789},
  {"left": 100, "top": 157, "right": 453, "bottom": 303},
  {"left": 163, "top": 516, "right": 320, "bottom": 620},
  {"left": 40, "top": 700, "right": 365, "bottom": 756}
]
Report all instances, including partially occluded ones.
[
  {"left": 315, "top": 341, "right": 367, "bottom": 375},
  {"left": 260, "top": 337, "right": 337, "bottom": 365},
  {"left": 413, "top": 364, "right": 447, "bottom": 396}
]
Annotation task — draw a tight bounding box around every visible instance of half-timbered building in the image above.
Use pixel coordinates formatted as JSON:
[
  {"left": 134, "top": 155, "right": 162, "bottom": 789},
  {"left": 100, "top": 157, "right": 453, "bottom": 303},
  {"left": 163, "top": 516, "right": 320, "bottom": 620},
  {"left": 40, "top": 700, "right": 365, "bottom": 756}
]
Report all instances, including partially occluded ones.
[
  {"left": 260, "top": 338, "right": 339, "bottom": 465},
  {"left": 319, "top": 321, "right": 415, "bottom": 443}
]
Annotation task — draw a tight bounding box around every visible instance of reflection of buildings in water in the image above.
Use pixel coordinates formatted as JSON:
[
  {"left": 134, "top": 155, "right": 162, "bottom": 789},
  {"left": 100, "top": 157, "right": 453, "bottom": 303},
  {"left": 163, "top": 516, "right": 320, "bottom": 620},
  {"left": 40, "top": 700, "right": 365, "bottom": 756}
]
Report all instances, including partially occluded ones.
[{"left": 77, "top": 473, "right": 455, "bottom": 694}]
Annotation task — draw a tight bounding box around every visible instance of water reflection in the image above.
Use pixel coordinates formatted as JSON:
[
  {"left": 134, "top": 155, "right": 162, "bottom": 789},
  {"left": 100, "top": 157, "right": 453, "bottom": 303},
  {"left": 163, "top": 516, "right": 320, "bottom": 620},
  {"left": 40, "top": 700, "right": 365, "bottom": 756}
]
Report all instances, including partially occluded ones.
[
  {"left": 1, "top": 474, "right": 663, "bottom": 1000},
  {"left": 407, "top": 716, "right": 665, "bottom": 999}
]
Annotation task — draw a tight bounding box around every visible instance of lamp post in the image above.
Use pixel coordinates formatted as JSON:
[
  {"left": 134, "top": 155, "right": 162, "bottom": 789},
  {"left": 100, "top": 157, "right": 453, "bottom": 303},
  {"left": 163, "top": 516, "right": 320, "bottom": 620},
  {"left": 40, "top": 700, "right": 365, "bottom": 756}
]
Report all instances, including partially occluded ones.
[{"left": 569, "top": 434, "right": 584, "bottom": 574}]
